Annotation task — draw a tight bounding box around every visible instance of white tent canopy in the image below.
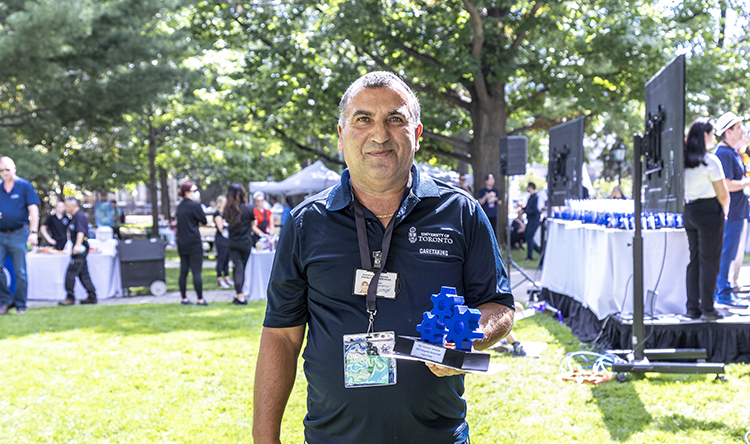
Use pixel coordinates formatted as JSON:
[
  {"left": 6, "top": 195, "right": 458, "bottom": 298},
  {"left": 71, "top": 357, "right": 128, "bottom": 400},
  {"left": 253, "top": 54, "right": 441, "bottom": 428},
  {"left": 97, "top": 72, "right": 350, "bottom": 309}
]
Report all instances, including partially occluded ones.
[
  {"left": 416, "top": 163, "right": 474, "bottom": 189},
  {"left": 249, "top": 160, "right": 341, "bottom": 196}
]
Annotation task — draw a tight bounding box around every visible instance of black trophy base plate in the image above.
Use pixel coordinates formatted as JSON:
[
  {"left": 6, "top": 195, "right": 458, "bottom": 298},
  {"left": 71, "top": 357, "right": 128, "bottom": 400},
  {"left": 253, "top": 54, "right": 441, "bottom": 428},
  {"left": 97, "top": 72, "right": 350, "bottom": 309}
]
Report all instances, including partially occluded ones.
[{"left": 394, "top": 336, "right": 490, "bottom": 372}]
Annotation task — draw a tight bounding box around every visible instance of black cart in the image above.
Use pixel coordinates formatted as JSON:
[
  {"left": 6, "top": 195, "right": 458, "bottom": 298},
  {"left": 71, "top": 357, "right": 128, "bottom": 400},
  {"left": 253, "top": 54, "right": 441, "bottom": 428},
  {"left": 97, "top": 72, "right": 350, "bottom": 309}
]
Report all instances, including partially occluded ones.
[{"left": 117, "top": 238, "right": 167, "bottom": 296}]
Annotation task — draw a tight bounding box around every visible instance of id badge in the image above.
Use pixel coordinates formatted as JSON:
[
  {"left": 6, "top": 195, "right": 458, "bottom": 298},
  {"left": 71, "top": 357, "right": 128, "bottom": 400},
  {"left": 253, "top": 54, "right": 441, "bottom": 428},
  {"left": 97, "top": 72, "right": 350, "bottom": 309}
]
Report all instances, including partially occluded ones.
[
  {"left": 343, "top": 331, "right": 397, "bottom": 388},
  {"left": 353, "top": 269, "right": 399, "bottom": 299}
]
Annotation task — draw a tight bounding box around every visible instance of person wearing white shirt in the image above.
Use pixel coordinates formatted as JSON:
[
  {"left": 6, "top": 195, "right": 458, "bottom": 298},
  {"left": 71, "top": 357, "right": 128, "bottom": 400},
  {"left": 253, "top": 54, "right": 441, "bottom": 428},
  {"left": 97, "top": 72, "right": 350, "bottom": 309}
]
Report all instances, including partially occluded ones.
[{"left": 683, "top": 118, "right": 730, "bottom": 321}]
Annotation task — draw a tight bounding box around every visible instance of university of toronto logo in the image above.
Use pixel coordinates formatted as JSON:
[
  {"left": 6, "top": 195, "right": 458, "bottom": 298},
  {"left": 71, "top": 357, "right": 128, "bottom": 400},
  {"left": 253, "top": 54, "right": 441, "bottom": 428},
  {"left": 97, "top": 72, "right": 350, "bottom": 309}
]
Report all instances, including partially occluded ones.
[{"left": 408, "top": 226, "right": 417, "bottom": 244}]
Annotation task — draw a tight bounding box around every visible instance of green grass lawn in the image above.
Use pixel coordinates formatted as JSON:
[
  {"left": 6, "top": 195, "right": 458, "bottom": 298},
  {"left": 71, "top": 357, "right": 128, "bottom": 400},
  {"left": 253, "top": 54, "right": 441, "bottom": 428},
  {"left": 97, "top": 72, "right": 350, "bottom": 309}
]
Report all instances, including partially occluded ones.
[{"left": 0, "top": 304, "right": 747, "bottom": 443}]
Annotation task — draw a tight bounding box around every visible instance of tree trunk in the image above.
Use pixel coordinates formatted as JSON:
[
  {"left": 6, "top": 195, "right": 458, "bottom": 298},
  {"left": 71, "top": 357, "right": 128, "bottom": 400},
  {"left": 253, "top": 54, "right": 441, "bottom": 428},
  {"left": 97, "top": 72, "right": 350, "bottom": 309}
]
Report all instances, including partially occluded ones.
[
  {"left": 468, "top": 89, "right": 508, "bottom": 247},
  {"left": 159, "top": 167, "right": 170, "bottom": 219},
  {"left": 147, "top": 106, "right": 159, "bottom": 236}
]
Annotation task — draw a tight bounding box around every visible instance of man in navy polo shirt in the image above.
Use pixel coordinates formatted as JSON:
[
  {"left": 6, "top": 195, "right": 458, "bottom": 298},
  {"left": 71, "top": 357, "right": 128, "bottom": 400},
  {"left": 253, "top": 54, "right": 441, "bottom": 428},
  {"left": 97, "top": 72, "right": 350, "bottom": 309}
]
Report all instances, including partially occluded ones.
[
  {"left": 253, "top": 72, "right": 515, "bottom": 444},
  {"left": 713, "top": 112, "right": 750, "bottom": 308},
  {"left": 58, "top": 198, "right": 97, "bottom": 306},
  {"left": 0, "top": 156, "right": 40, "bottom": 315}
]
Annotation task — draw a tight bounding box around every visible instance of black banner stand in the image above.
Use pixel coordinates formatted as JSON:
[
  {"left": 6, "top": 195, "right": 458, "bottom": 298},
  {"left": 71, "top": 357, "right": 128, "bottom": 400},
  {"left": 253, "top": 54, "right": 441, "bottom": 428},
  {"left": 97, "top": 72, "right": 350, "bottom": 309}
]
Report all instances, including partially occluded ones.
[{"left": 609, "top": 128, "right": 724, "bottom": 378}]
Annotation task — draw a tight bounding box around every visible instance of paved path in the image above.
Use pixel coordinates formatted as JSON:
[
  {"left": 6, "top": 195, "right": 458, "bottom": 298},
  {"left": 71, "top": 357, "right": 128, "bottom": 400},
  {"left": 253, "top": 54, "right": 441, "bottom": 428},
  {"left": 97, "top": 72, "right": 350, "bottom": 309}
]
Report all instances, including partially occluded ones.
[{"left": 27, "top": 266, "right": 540, "bottom": 309}]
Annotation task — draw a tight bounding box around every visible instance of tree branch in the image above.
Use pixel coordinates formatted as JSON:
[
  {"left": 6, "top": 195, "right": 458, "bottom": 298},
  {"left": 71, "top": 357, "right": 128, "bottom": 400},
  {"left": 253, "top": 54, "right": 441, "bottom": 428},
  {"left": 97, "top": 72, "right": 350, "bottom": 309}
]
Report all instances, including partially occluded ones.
[
  {"left": 272, "top": 125, "right": 345, "bottom": 166},
  {"left": 511, "top": 1, "right": 543, "bottom": 51},
  {"left": 398, "top": 42, "right": 443, "bottom": 68},
  {"left": 462, "top": 0, "right": 490, "bottom": 105},
  {"left": 422, "top": 130, "right": 470, "bottom": 153}
]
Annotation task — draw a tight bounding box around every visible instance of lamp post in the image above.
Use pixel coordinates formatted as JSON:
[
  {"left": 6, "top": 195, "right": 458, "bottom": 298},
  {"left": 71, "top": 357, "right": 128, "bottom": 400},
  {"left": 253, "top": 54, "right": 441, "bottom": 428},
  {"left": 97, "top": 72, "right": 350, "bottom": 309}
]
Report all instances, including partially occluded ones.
[{"left": 612, "top": 140, "right": 626, "bottom": 187}]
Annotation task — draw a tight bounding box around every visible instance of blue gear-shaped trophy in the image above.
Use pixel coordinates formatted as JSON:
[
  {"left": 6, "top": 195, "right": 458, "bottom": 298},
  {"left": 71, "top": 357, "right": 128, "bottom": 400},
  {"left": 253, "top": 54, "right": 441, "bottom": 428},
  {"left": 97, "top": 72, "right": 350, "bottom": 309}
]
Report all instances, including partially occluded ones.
[
  {"left": 430, "top": 286, "right": 465, "bottom": 322},
  {"left": 416, "top": 312, "right": 446, "bottom": 345},
  {"left": 444, "top": 305, "right": 483, "bottom": 351}
]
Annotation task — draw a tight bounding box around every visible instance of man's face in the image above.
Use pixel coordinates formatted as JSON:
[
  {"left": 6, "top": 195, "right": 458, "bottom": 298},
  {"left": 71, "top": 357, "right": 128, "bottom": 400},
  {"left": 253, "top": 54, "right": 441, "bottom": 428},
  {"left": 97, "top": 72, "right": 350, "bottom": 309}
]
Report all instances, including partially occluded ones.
[
  {"left": 337, "top": 85, "right": 422, "bottom": 188},
  {"left": 486, "top": 175, "right": 495, "bottom": 188},
  {"left": 0, "top": 161, "right": 14, "bottom": 182},
  {"left": 64, "top": 201, "right": 77, "bottom": 214},
  {"left": 56, "top": 202, "right": 65, "bottom": 214}
]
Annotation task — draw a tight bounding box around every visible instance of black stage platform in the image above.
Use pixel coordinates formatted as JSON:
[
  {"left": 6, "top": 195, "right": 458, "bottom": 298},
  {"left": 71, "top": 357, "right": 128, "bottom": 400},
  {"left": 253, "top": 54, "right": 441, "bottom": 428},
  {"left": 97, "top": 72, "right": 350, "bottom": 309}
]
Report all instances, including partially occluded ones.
[{"left": 540, "top": 288, "right": 750, "bottom": 364}]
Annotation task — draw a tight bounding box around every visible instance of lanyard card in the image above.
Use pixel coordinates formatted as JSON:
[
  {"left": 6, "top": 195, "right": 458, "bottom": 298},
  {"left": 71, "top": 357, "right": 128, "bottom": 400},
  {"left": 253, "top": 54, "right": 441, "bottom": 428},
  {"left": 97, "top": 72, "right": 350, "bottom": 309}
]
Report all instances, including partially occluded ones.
[
  {"left": 343, "top": 331, "right": 397, "bottom": 388},
  {"left": 353, "top": 269, "right": 399, "bottom": 299}
]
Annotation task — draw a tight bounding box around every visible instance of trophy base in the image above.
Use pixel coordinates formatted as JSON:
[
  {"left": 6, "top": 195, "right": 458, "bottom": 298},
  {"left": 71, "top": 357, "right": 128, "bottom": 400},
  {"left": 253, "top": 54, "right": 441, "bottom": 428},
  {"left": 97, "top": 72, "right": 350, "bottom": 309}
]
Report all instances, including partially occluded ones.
[{"left": 394, "top": 336, "right": 490, "bottom": 372}]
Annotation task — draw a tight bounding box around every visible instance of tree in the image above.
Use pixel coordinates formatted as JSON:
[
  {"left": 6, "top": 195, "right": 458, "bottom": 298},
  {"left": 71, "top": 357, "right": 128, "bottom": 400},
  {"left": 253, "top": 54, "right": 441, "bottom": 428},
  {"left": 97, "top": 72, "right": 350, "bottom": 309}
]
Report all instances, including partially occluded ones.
[{"left": 187, "top": 0, "right": 689, "bottom": 241}]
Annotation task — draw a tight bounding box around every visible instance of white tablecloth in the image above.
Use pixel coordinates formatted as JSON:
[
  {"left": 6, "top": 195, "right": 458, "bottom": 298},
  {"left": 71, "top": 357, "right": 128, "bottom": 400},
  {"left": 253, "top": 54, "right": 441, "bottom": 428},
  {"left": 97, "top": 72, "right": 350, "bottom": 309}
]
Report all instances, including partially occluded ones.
[
  {"left": 27, "top": 252, "right": 122, "bottom": 301},
  {"left": 540, "top": 220, "right": 689, "bottom": 320},
  {"left": 242, "top": 250, "right": 275, "bottom": 301}
]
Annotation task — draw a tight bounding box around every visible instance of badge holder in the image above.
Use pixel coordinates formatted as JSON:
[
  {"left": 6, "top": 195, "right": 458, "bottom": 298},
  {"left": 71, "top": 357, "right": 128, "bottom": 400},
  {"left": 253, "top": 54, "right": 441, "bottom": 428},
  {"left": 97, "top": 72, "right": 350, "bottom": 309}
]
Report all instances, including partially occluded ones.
[
  {"left": 344, "top": 331, "right": 397, "bottom": 388},
  {"left": 392, "top": 286, "right": 491, "bottom": 372}
]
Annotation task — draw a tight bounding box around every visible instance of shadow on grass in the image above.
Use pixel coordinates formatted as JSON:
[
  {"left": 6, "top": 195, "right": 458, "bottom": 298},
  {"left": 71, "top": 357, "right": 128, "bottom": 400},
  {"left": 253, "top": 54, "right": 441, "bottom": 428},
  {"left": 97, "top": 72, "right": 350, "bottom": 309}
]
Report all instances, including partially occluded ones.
[
  {"left": 654, "top": 413, "right": 742, "bottom": 437},
  {"left": 0, "top": 301, "right": 267, "bottom": 339},
  {"left": 591, "top": 382, "right": 653, "bottom": 441}
]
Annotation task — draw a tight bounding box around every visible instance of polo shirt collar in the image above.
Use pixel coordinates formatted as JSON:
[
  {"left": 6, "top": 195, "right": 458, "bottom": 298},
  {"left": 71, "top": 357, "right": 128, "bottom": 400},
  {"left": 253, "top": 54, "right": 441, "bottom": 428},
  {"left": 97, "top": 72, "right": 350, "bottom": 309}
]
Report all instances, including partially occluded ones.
[{"left": 326, "top": 164, "right": 441, "bottom": 212}]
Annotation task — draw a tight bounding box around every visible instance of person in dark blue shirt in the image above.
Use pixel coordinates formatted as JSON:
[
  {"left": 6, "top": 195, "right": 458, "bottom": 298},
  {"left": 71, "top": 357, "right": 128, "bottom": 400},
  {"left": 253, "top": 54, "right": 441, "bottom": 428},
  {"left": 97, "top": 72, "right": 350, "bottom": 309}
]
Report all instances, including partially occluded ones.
[
  {"left": 0, "top": 156, "right": 40, "bottom": 315},
  {"left": 712, "top": 112, "right": 750, "bottom": 308},
  {"left": 58, "top": 198, "right": 97, "bottom": 305},
  {"left": 253, "top": 72, "right": 515, "bottom": 444},
  {"left": 524, "top": 182, "right": 542, "bottom": 261}
]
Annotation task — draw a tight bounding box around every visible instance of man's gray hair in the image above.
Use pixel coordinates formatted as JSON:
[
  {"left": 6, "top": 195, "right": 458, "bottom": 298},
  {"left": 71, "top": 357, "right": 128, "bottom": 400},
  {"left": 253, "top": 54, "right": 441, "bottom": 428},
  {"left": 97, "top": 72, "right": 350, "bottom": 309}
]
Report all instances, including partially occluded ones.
[
  {"left": 338, "top": 71, "right": 421, "bottom": 127},
  {"left": 65, "top": 197, "right": 80, "bottom": 207}
]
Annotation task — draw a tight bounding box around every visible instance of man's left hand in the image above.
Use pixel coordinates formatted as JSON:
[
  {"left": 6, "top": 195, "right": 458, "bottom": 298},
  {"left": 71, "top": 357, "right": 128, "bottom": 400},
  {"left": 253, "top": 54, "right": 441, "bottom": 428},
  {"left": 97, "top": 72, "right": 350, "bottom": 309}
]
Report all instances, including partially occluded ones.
[
  {"left": 425, "top": 362, "right": 468, "bottom": 377},
  {"left": 28, "top": 232, "right": 38, "bottom": 246}
]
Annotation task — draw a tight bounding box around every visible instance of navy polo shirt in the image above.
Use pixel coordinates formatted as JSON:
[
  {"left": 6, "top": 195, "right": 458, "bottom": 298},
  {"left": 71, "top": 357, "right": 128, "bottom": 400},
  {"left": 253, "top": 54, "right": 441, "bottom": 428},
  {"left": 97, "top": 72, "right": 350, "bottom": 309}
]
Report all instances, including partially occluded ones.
[
  {"left": 0, "top": 177, "right": 40, "bottom": 230},
  {"left": 69, "top": 210, "right": 89, "bottom": 242},
  {"left": 264, "top": 165, "right": 513, "bottom": 444},
  {"left": 715, "top": 143, "right": 750, "bottom": 222}
]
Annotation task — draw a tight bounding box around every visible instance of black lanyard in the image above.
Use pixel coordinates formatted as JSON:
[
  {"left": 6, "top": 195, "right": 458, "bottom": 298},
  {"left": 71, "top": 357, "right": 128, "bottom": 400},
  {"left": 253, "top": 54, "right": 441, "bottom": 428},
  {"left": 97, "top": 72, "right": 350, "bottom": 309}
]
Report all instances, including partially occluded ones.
[{"left": 352, "top": 185, "right": 411, "bottom": 317}]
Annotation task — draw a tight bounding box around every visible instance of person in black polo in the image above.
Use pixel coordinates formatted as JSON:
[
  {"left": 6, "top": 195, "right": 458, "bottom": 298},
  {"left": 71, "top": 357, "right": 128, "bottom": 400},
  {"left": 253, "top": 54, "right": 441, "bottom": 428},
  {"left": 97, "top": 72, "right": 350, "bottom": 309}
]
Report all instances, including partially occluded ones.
[
  {"left": 40, "top": 201, "right": 70, "bottom": 250},
  {"left": 524, "top": 182, "right": 542, "bottom": 261},
  {"left": 58, "top": 198, "right": 97, "bottom": 306},
  {"left": 253, "top": 71, "right": 515, "bottom": 444},
  {"left": 0, "top": 156, "right": 40, "bottom": 315}
]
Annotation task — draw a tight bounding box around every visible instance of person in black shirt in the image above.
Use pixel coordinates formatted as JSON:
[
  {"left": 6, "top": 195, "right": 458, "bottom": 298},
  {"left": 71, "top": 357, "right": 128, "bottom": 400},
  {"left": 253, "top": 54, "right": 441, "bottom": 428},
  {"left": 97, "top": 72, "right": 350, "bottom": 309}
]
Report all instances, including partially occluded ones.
[
  {"left": 58, "top": 198, "right": 97, "bottom": 305},
  {"left": 477, "top": 173, "right": 500, "bottom": 231},
  {"left": 524, "top": 182, "right": 542, "bottom": 261},
  {"left": 510, "top": 206, "right": 526, "bottom": 250},
  {"left": 176, "top": 182, "right": 208, "bottom": 306},
  {"left": 223, "top": 183, "right": 255, "bottom": 305},
  {"left": 41, "top": 201, "right": 70, "bottom": 250},
  {"left": 213, "top": 196, "right": 232, "bottom": 288}
]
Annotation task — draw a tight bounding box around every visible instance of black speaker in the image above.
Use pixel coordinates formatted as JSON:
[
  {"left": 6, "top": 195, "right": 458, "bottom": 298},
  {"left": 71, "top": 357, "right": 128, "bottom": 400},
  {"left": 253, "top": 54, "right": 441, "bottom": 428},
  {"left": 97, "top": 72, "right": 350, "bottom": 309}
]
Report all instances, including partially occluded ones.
[{"left": 499, "top": 136, "right": 527, "bottom": 176}]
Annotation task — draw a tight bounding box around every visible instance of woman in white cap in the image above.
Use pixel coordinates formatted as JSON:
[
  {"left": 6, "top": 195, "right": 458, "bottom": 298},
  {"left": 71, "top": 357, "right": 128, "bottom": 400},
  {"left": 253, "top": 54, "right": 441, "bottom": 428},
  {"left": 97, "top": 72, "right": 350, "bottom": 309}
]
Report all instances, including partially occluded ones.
[{"left": 683, "top": 118, "right": 729, "bottom": 320}]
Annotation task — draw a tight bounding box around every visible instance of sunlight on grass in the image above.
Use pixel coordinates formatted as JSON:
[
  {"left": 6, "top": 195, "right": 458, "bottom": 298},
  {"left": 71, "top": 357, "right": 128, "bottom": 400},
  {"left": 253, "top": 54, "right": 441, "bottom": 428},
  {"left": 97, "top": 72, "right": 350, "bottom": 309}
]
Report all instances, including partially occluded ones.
[{"left": 0, "top": 303, "right": 747, "bottom": 443}]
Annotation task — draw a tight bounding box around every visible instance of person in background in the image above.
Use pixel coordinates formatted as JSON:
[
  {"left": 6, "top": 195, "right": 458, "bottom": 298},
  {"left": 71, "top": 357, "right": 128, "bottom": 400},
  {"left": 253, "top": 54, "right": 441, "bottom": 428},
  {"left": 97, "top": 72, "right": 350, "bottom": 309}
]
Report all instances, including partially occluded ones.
[
  {"left": 477, "top": 173, "right": 500, "bottom": 231},
  {"left": 457, "top": 173, "right": 472, "bottom": 193},
  {"left": 683, "top": 118, "right": 730, "bottom": 320},
  {"left": 280, "top": 197, "right": 292, "bottom": 227},
  {"left": 111, "top": 200, "right": 124, "bottom": 240},
  {"left": 157, "top": 213, "right": 176, "bottom": 246},
  {"left": 176, "top": 182, "right": 209, "bottom": 306},
  {"left": 41, "top": 201, "right": 70, "bottom": 250},
  {"left": 224, "top": 184, "right": 254, "bottom": 305},
  {"left": 213, "top": 196, "right": 233, "bottom": 289},
  {"left": 524, "top": 182, "right": 542, "bottom": 262},
  {"left": 510, "top": 206, "right": 526, "bottom": 250},
  {"left": 0, "top": 156, "right": 40, "bottom": 315},
  {"left": 712, "top": 112, "right": 750, "bottom": 308},
  {"left": 58, "top": 198, "right": 97, "bottom": 306},
  {"left": 252, "top": 191, "right": 275, "bottom": 241},
  {"left": 610, "top": 186, "right": 625, "bottom": 199}
]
